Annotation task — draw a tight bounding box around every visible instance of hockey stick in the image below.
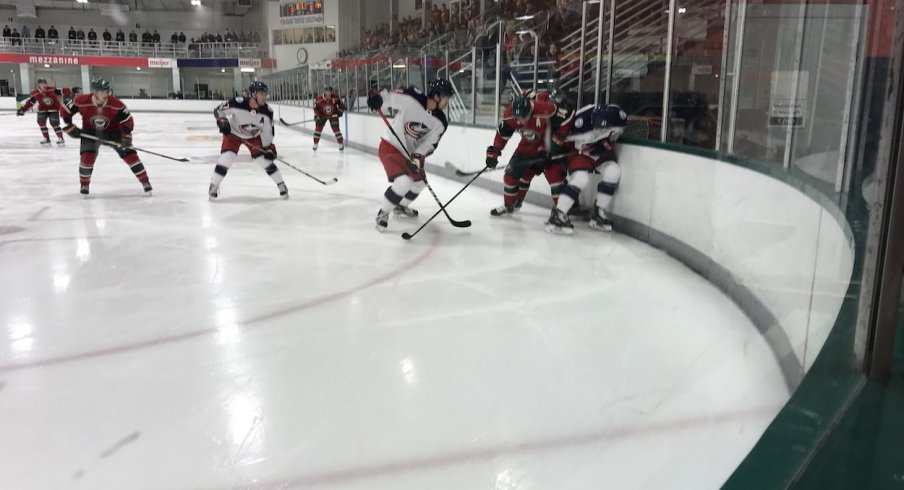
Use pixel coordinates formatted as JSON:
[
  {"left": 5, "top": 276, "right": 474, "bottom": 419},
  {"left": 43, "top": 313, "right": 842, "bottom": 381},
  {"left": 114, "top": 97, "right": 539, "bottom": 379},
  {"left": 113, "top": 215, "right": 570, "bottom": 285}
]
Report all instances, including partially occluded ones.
[
  {"left": 246, "top": 143, "right": 338, "bottom": 185},
  {"left": 77, "top": 133, "right": 190, "bottom": 162},
  {"left": 445, "top": 153, "right": 568, "bottom": 177},
  {"left": 402, "top": 167, "right": 488, "bottom": 240},
  {"left": 279, "top": 117, "right": 316, "bottom": 127},
  {"left": 376, "top": 109, "right": 471, "bottom": 228}
]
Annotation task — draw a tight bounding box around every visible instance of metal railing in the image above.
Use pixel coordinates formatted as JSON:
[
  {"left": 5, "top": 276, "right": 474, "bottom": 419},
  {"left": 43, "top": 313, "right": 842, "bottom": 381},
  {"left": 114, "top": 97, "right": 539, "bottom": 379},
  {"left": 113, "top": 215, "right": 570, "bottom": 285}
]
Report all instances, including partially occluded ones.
[{"left": 0, "top": 38, "right": 262, "bottom": 59}]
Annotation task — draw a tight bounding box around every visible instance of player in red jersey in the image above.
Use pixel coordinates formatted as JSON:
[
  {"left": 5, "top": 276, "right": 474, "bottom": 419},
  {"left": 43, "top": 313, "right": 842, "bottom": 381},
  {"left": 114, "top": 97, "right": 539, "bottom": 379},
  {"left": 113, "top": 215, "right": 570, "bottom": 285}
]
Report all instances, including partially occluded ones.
[
  {"left": 60, "top": 78, "right": 152, "bottom": 196},
  {"left": 17, "top": 78, "right": 79, "bottom": 146},
  {"left": 484, "top": 95, "right": 569, "bottom": 216},
  {"left": 312, "top": 86, "right": 346, "bottom": 151}
]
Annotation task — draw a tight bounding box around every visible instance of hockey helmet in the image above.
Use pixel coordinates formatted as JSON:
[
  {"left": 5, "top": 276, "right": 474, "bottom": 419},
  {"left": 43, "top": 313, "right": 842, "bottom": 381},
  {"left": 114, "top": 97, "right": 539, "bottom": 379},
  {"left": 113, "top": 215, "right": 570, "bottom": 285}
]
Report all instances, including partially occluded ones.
[
  {"left": 323, "top": 85, "right": 333, "bottom": 93},
  {"left": 511, "top": 96, "right": 532, "bottom": 120},
  {"left": 592, "top": 104, "right": 628, "bottom": 129},
  {"left": 427, "top": 78, "right": 454, "bottom": 98},
  {"left": 36, "top": 78, "right": 48, "bottom": 85},
  {"left": 90, "top": 78, "right": 111, "bottom": 92},
  {"left": 72, "top": 86, "right": 82, "bottom": 94},
  {"left": 248, "top": 81, "right": 269, "bottom": 94},
  {"left": 549, "top": 88, "right": 572, "bottom": 109}
]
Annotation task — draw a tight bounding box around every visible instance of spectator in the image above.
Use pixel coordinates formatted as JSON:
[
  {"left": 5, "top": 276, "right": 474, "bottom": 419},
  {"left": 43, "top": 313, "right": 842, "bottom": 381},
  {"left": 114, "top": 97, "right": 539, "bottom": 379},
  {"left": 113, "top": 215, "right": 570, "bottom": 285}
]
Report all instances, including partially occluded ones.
[
  {"left": 76, "top": 28, "right": 85, "bottom": 41},
  {"left": 2, "top": 25, "right": 9, "bottom": 38},
  {"left": 152, "top": 29, "right": 160, "bottom": 44},
  {"left": 116, "top": 29, "right": 124, "bottom": 42},
  {"left": 239, "top": 31, "right": 247, "bottom": 43},
  {"left": 129, "top": 30, "right": 137, "bottom": 43},
  {"left": 178, "top": 31, "right": 186, "bottom": 43},
  {"left": 103, "top": 29, "right": 111, "bottom": 42},
  {"left": 142, "top": 29, "right": 150, "bottom": 44},
  {"left": 35, "top": 25, "right": 45, "bottom": 39},
  {"left": 87, "top": 28, "right": 97, "bottom": 46},
  {"left": 21, "top": 25, "right": 29, "bottom": 39},
  {"left": 68, "top": 26, "right": 76, "bottom": 40},
  {"left": 48, "top": 25, "right": 58, "bottom": 39},
  {"left": 224, "top": 30, "right": 233, "bottom": 42},
  {"left": 431, "top": 5, "right": 442, "bottom": 25},
  {"left": 215, "top": 32, "right": 223, "bottom": 43},
  {"left": 170, "top": 32, "right": 178, "bottom": 44},
  {"left": 11, "top": 28, "right": 20, "bottom": 46},
  {"left": 441, "top": 4, "right": 450, "bottom": 22},
  {"left": 252, "top": 31, "right": 260, "bottom": 43}
]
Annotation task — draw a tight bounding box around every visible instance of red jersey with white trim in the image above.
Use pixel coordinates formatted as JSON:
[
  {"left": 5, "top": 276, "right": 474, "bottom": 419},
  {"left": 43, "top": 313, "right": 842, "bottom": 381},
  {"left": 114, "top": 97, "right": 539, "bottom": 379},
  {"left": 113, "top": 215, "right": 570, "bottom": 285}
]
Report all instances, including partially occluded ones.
[
  {"left": 21, "top": 86, "right": 73, "bottom": 112},
  {"left": 492, "top": 99, "right": 562, "bottom": 155},
  {"left": 62, "top": 94, "right": 134, "bottom": 135},
  {"left": 314, "top": 93, "right": 345, "bottom": 119}
]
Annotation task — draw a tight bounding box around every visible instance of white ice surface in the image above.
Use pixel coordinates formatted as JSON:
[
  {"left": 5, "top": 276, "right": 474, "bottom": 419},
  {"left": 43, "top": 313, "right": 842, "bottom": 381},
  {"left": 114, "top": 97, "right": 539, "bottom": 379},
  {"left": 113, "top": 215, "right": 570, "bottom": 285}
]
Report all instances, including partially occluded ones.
[{"left": 0, "top": 113, "right": 789, "bottom": 490}]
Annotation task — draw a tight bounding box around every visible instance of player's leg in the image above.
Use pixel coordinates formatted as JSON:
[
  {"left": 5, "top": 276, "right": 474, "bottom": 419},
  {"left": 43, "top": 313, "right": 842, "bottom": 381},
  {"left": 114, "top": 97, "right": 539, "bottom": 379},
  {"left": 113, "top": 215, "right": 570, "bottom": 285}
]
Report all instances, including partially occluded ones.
[
  {"left": 78, "top": 137, "right": 102, "bottom": 195},
  {"left": 545, "top": 154, "right": 593, "bottom": 235},
  {"left": 209, "top": 134, "right": 242, "bottom": 199},
  {"left": 490, "top": 155, "right": 531, "bottom": 216},
  {"left": 49, "top": 111, "right": 64, "bottom": 144},
  {"left": 329, "top": 117, "right": 344, "bottom": 150},
  {"left": 247, "top": 138, "right": 288, "bottom": 199},
  {"left": 112, "top": 132, "right": 152, "bottom": 193},
  {"left": 588, "top": 159, "right": 621, "bottom": 232},
  {"left": 313, "top": 118, "right": 325, "bottom": 150},
  {"left": 376, "top": 140, "right": 414, "bottom": 231},
  {"left": 394, "top": 176, "right": 425, "bottom": 218},
  {"left": 36, "top": 112, "right": 50, "bottom": 144}
]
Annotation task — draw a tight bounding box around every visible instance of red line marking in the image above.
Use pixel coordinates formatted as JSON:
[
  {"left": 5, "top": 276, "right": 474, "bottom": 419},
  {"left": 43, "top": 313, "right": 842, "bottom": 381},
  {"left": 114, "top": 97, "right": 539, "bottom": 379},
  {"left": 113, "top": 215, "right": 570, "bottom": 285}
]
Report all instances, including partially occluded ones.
[{"left": 0, "top": 235, "right": 438, "bottom": 374}]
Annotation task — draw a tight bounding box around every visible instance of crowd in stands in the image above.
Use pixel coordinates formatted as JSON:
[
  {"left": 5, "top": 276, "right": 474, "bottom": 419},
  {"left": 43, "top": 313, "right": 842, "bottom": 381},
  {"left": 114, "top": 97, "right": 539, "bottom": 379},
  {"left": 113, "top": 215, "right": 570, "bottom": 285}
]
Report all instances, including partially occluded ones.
[
  {"left": 1, "top": 24, "right": 260, "bottom": 49},
  {"left": 338, "top": 0, "right": 584, "bottom": 81}
]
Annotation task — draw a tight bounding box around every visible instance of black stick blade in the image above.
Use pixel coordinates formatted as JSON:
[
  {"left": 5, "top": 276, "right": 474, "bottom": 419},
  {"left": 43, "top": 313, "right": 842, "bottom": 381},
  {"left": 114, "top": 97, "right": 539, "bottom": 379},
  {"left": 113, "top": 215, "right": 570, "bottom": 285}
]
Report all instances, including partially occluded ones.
[{"left": 401, "top": 232, "right": 414, "bottom": 240}]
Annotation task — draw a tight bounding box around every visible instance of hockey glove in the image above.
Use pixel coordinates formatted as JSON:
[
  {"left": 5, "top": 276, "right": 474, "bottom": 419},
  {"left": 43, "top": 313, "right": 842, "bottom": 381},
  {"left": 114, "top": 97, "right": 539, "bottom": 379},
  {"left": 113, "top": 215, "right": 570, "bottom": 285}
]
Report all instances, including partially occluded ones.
[
  {"left": 216, "top": 117, "right": 231, "bottom": 135},
  {"left": 63, "top": 124, "right": 81, "bottom": 139},
  {"left": 408, "top": 153, "right": 425, "bottom": 173},
  {"left": 485, "top": 145, "right": 501, "bottom": 169},
  {"left": 367, "top": 92, "right": 383, "bottom": 111},
  {"left": 263, "top": 144, "right": 277, "bottom": 161},
  {"left": 118, "top": 133, "right": 133, "bottom": 149},
  {"left": 16, "top": 108, "right": 25, "bottom": 116}
]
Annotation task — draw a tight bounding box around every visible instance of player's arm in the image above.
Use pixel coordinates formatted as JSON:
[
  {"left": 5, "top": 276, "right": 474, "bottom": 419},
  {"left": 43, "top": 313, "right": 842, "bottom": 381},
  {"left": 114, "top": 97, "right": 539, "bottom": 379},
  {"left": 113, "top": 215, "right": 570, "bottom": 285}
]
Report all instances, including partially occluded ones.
[
  {"left": 17, "top": 94, "right": 37, "bottom": 114},
  {"left": 413, "top": 116, "right": 447, "bottom": 159},
  {"left": 313, "top": 99, "right": 326, "bottom": 118},
  {"left": 214, "top": 100, "right": 233, "bottom": 135},
  {"left": 337, "top": 96, "right": 346, "bottom": 113},
  {"left": 116, "top": 105, "right": 135, "bottom": 147},
  {"left": 485, "top": 114, "right": 515, "bottom": 169},
  {"left": 60, "top": 98, "right": 81, "bottom": 137}
]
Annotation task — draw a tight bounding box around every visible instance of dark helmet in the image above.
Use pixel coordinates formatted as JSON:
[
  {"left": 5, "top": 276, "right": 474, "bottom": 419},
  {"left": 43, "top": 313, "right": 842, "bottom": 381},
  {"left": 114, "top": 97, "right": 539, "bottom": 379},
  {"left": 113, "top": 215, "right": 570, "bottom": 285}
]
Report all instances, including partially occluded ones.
[
  {"left": 592, "top": 104, "right": 628, "bottom": 129},
  {"left": 71, "top": 86, "right": 82, "bottom": 94},
  {"left": 249, "top": 81, "right": 268, "bottom": 94},
  {"left": 36, "top": 78, "right": 48, "bottom": 85},
  {"left": 548, "top": 88, "right": 572, "bottom": 109},
  {"left": 323, "top": 85, "right": 333, "bottom": 92},
  {"left": 511, "top": 96, "right": 532, "bottom": 119},
  {"left": 90, "top": 78, "right": 111, "bottom": 92},
  {"left": 427, "top": 78, "right": 454, "bottom": 98}
]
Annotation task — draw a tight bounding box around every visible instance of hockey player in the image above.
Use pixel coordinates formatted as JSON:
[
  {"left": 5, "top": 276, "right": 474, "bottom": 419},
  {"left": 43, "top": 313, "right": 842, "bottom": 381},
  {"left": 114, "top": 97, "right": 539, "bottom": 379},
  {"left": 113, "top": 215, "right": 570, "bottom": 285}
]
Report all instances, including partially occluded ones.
[
  {"left": 17, "top": 79, "right": 78, "bottom": 146},
  {"left": 312, "top": 86, "right": 346, "bottom": 151},
  {"left": 485, "top": 94, "right": 569, "bottom": 216},
  {"left": 545, "top": 104, "right": 628, "bottom": 235},
  {"left": 61, "top": 78, "right": 152, "bottom": 196},
  {"left": 209, "top": 81, "right": 287, "bottom": 200},
  {"left": 366, "top": 79, "right": 454, "bottom": 232}
]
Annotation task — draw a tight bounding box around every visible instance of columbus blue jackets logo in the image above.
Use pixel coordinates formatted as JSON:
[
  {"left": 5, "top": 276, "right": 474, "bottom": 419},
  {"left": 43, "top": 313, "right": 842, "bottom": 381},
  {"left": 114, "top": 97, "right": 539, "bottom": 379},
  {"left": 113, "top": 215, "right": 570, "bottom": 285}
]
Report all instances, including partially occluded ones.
[
  {"left": 90, "top": 115, "right": 110, "bottom": 129},
  {"left": 404, "top": 121, "right": 429, "bottom": 140}
]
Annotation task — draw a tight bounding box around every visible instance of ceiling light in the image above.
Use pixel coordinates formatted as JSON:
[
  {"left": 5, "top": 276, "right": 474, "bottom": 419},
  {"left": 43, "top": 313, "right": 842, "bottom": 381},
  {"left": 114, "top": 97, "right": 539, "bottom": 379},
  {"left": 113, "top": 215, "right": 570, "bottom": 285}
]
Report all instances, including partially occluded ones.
[
  {"left": 240, "top": 67, "right": 255, "bottom": 73},
  {"left": 678, "top": 7, "right": 687, "bottom": 13},
  {"left": 43, "top": 63, "right": 50, "bottom": 68},
  {"left": 515, "top": 14, "right": 534, "bottom": 20},
  {"left": 76, "top": 0, "right": 88, "bottom": 3},
  {"left": 191, "top": 0, "right": 201, "bottom": 5},
  {"left": 221, "top": 68, "right": 226, "bottom": 73},
  {"left": 136, "top": 67, "right": 141, "bottom": 70}
]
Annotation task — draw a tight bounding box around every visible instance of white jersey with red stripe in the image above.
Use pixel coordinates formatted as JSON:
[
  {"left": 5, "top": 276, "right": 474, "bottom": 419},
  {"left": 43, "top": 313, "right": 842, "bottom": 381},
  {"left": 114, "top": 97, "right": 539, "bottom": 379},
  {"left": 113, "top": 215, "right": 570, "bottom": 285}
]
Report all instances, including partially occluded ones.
[
  {"left": 374, "top": 87, "right": 448, "bottom": 157},
  {"left": 214, "top": 97, "right": 274, "bottom": 147}
]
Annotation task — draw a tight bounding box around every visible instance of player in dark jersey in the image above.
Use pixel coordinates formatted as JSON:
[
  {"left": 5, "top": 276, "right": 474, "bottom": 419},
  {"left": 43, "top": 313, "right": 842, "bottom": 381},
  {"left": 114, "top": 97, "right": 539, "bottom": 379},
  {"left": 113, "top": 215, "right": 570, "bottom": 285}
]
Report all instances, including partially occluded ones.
[
  {"left": 546, "top": 104, "right": 628, "bottom": 235},
  {"left": 209, "top": 81, "right": 287, "bottom": 200},
  {"left": 312, "top": 86, "right": 346, "bottom": 151},
  {"left": 61, "top": 78, "right": 152, "bottom": 196},
  {"left": 17, "top": 79, "right": 78, "bottom": 146}
]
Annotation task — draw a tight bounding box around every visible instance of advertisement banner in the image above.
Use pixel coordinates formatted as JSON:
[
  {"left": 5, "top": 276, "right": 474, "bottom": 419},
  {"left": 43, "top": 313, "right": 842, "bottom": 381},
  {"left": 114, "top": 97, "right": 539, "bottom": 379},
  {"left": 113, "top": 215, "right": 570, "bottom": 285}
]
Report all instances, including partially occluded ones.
[
  {"left": 238, "top": 58, "right": 262, "bottom": 69},
  {"left": 0, "top": 53, "right": 149, "bottom": 67},
  {"left": 147, "top": 58, "right": 175, "bottom": 69},
  {"left": 279, "top": 14, "right": 324, "bottom": 26}
]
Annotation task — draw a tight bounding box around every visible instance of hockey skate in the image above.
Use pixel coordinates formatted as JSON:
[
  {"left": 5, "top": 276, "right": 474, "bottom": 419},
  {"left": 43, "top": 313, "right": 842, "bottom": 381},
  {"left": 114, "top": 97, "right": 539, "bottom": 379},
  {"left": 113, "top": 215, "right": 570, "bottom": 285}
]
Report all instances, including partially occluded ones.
[
  {"left": 338, "top": 144, "right": 345, "bottom": 151},
  {"left": 490, "top": 204, "right": 515, "bottom": 217},
  {"left": 142, "top": 181, "right": 153, "bottom": 195},
  {"left": 375, "top": 209, "right": 390, "bottom": 232},
  {"left": 545, "top": 209, "right": 574, "bottom": 235},
  {"left": 312, "top": 144, "right": 318, "bottom": 152},
  {"left": 208, "top": 183, "right": 219, "bottom": 200},
  {"left": 588, "top": 207, "right": 613, "bottom": 232},
  {"left": 393, "top": 205, "right": 418, "bottom": 218},
  {"left": 40, "top": 139, "right": 52, "bottom": 146},
  {"left": 56, "top": 139, "right": 65, "bottom": 146},
  {"left": 79, "top": 184, "right": 89, "bottom": 196},
  {"left": 278, "top": 182, "right": 289, "bottom": 199},
  {"left": 514, "top": 198, "right": 524, "bottom": 210}
]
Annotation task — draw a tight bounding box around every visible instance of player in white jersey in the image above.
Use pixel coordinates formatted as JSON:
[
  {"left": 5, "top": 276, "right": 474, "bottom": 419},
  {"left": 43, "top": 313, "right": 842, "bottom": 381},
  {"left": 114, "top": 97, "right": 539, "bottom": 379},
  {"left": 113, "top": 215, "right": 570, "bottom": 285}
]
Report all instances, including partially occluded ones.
[
  {"left": 546, "top": 104, "right": 628, "bottom": 235},
  {"left": 208, "top": 81, "right": 288, "bottom": 200},
  {"left": 366, "top": 79, "right": 453, "bottom": 232}
]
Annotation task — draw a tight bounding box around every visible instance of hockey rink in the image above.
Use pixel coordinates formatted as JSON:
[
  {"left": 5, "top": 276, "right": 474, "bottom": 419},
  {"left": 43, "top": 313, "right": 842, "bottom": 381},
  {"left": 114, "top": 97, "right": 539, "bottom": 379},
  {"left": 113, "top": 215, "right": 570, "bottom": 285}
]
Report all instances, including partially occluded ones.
[{"left": 0, "top": 112, "right": 789, "bottom": 489}]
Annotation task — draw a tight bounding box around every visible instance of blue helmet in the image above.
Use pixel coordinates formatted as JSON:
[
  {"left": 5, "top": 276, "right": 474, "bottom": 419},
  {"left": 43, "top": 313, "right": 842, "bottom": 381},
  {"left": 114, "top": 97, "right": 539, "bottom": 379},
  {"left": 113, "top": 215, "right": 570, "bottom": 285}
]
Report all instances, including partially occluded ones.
[
  {"left": 592, "top": 104, "right": 628, "bottom": 129},
  {"left": 427, "top": 78, "right": 454, "bottom": 98},
  {"left": 249, "top": 81, "right": 269, "bottom": 94}
]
